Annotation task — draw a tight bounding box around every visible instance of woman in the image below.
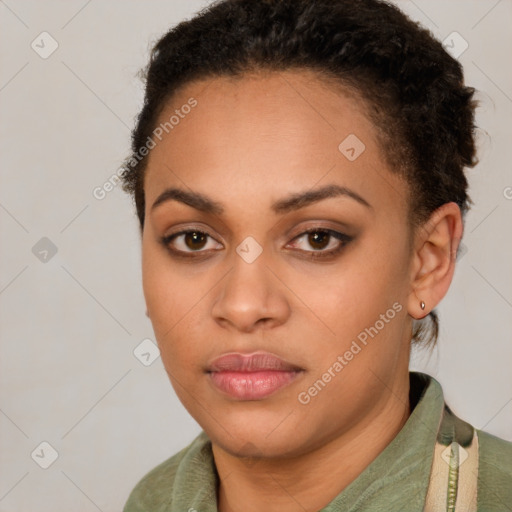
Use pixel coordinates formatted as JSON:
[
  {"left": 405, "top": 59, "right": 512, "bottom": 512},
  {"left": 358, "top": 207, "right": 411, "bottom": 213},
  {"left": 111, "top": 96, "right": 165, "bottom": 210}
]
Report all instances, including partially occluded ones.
[{"left": 120, "top": 0, "right": 512, "bottom": 510}]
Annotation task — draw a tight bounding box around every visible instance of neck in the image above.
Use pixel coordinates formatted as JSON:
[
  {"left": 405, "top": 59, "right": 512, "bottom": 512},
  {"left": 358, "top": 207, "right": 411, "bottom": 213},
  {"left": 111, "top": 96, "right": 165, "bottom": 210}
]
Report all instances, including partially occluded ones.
[{"left": 213, "top": 370, "right": 411, "bottom": 512}]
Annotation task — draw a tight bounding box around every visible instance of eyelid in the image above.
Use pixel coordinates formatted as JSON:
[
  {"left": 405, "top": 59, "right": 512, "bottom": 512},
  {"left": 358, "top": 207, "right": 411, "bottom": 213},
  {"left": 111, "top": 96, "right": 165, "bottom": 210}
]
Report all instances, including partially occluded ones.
[
  {"left": 160, "top": 223, "right": 353, "bottom": 260},
  {"left": 161, "top": 226, "right": 222, "bottom": 250},
  {"left": 285, "top": 227, "right": 352, "bottom": 256},
  {"left": 161, "top": 221, "right": 351, "bottom": 245},
  {"left": 284, "top": 220, "right": 355, "bottom": 239},
  {"left": 165, "top": 225, "right": 218, "bottom": 238}
]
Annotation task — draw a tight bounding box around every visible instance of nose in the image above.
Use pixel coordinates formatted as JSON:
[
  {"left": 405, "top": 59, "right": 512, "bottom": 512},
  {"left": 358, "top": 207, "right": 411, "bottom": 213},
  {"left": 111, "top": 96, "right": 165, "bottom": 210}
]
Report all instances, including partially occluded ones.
[{"left": 211, "top": 249, "right": 290, "bottom": 333}]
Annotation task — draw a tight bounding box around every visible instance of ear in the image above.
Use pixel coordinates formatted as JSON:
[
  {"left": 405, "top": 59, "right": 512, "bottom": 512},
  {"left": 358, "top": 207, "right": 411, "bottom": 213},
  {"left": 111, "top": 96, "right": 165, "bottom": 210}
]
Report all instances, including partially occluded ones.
[{"left": 407, "top": 202, "right": 463, "bottom": 320}]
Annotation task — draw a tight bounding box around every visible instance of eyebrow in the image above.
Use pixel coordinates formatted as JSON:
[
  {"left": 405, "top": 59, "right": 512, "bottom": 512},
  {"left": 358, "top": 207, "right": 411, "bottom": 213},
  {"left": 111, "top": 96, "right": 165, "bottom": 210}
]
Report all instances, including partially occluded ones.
[{"left": 150, "top": 183, "right": 372, "bottom": 215}]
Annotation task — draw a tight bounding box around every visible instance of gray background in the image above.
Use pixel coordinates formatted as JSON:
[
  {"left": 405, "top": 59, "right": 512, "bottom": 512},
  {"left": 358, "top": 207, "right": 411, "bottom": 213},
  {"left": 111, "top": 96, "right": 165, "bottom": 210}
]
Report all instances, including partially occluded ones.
[{"left": 0, "top": 0, "right": 511, "bottom": 510}]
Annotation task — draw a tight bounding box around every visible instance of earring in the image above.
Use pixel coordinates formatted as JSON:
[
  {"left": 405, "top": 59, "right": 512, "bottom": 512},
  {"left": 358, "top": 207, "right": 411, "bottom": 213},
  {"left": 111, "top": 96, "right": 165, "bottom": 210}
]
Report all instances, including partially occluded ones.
[{"left": 420, "top": 301, "right": 425, "bottom": 310}]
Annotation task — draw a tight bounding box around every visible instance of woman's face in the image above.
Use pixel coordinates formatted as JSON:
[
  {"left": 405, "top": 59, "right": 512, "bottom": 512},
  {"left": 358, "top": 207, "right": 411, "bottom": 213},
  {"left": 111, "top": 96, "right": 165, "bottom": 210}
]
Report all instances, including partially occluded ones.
[{"left": 141, "top": 69, "right": 416, "bottom": 458}]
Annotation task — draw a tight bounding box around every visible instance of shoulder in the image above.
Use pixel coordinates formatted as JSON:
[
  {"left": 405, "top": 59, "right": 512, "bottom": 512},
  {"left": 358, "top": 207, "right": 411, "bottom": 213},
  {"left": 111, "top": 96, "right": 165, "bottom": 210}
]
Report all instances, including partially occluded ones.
[
  {"left": 123, "top": 432, "right": 209, "bottom": 512},
  {"left": 476, "top": 428, "right": 512, "bottom": 508}
]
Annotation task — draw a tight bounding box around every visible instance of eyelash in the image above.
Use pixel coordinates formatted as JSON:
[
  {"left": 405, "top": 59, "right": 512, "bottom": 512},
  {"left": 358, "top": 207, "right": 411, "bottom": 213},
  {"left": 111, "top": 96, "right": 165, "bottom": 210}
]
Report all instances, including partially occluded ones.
[{"left": 160, "top": 227, "right": 353, "bottom": 261}]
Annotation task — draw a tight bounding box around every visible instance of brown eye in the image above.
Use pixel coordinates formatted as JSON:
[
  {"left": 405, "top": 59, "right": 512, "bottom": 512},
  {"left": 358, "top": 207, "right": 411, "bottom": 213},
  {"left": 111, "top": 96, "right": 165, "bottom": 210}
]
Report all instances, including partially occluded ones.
[
  {"left": 184, "top": 231, "right": 208, "bottom": 250},
  {"left": 288, "top": 228, "right": 353, "bottom": 260},
  {"left": 160, "top": 229, "right": 223, "bottom": 257},
  {"left": 307, "top": 230, "right": 331, "bottom": 250}
]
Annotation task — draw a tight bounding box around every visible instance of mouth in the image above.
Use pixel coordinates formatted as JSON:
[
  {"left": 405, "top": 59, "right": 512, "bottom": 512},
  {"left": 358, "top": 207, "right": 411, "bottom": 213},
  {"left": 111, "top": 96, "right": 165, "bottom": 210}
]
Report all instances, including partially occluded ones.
[{"left": 206, "top": 352, "right": 304, "bottom": 400}]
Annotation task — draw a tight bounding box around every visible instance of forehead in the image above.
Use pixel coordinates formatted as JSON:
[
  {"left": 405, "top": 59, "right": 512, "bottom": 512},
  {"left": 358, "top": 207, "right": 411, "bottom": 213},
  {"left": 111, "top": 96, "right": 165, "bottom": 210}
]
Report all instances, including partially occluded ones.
[{"left": 143, "top": 69, "right": 408, "bottom": 220}]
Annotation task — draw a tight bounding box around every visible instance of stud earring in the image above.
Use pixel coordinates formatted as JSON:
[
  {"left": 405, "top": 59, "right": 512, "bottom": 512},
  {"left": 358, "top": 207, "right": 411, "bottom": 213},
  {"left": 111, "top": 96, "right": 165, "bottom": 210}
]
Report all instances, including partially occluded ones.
[{"left": 420, "top": 301, "right": 425, "bottom": 310}]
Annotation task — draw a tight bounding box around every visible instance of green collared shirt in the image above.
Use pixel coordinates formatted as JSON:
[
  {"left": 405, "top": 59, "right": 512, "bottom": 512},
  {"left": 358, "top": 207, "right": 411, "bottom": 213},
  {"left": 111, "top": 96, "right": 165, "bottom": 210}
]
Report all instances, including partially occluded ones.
[{"left": 124, "top": 372, "right": 512, "bottom": 511}]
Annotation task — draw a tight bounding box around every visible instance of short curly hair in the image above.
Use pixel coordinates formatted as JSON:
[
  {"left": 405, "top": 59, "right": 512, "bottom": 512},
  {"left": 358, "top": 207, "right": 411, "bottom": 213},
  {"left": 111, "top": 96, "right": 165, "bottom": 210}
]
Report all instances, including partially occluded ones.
[{"left": 120, "top": 0, "right": 478, "bottom": 346}]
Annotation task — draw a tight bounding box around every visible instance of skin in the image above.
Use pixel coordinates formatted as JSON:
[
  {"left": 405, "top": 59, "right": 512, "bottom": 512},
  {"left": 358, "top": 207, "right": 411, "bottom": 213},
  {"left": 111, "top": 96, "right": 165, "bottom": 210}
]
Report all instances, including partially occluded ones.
[{"left": 141, "top": 69, "right": 462, "bottom": 512}]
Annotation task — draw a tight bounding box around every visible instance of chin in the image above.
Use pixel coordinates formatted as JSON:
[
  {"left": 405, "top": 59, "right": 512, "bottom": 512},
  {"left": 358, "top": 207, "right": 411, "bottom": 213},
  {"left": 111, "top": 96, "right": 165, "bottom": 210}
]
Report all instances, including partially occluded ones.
[{"left": 200, "top": 410, "right": 313, "bottom": 460}]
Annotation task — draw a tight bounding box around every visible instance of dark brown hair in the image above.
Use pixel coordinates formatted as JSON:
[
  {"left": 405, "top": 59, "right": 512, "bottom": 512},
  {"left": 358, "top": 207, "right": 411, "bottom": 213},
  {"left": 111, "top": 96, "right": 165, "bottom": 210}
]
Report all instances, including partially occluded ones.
[{"left": 120, "top": 0, "right": 478, "bottom": 345}]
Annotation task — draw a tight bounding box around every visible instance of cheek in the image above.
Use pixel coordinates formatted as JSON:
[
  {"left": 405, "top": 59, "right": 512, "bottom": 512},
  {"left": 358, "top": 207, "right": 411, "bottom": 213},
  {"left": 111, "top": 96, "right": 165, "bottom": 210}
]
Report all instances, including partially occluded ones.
[
  {"left": 142, "top": 245, "right": 188, "bottom": 338},
  {"left": 303, "top": 237, "right": 410, "bottom": 374},
  {"left": 141, "top": 245, "right": 214, "bottom": 368},
  {"left": 312, "top": 252, "right": 405, "bottom": 331},
  {"left": 142, "top": 240, "right": 199, "bottom": 319}
]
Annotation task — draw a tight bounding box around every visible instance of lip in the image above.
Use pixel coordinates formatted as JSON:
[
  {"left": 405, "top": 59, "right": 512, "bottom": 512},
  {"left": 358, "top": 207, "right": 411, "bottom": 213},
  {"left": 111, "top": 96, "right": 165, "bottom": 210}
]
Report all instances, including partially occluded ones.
[{"left": 206, "top": 352, "right": 304, "bottom": 400}]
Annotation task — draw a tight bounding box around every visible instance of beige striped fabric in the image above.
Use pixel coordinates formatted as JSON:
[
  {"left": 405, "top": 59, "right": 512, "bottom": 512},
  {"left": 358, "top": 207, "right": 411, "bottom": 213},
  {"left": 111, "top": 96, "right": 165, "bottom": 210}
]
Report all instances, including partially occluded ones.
[{"left": 424, "top": 410, "right": 479, "bottom": 512}]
